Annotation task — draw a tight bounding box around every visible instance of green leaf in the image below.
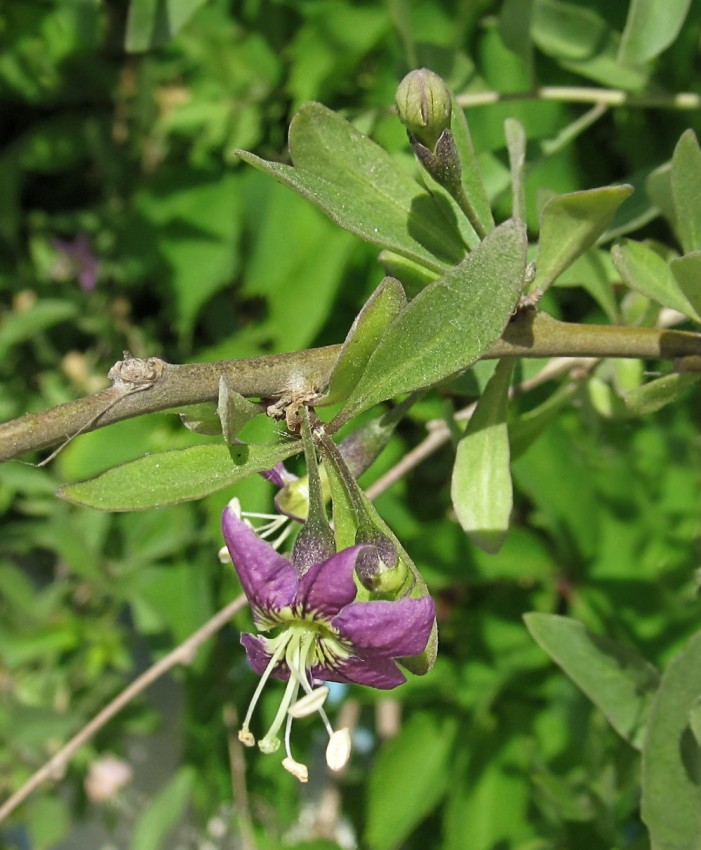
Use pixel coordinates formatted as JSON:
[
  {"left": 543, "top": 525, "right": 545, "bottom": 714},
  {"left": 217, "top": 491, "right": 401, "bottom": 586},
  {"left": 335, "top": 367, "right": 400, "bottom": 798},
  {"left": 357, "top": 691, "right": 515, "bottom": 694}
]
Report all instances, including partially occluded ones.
[
  {"left": 58, "top": 442, "right": 301, "bottom": 511},
  {"left": 670, "top": 252, "right": 701, "bottom": 320},
  {"left": 334, "top": 218, "right": 527, "bottom": 425},
  {"left": 612, "top": 239, "right": 700, "bottom": 319},
  {"left": 647, "top": 162, "right": 676, "bottom": 230},
  {"left": 624, "top": 372, "right": 701, "bottom": 415},
  {"left": 672, "top": 130, "right": 701, "bottom": 253},
  {"left": 525, "top": 613, "right": 660, "bottom": 749},
  {"left": 322, "top": 277, "right": 407, "bottom": 406},
  {"left": 498, "top": 0, "right": 535, "bottom": 71},
  {"left": 366, "top": 712, "right": 458, "bottom": 850},
  {"left": 0, "top": 299, "right": 78, "bottom": 358},
  {"left": 237, "top": 102, "right": 466, "bottom": 273},
  {"left": 532, "top": 0, "right": 648, "bottom": 89},
  {"left": 451, "top": 359, "right": 514, "bottom": 554},
  {"left": 178, "top": 403, "right": 221, "bottom": 435},
  {"left": 532, "top": 184, "right": 634, "bottom": 292},
  {"left": 125, "top": 0, "right": 208, "bottom": 53},
  {"left": 378, "top": 250, "right": 438, "bottom": 296},
  {"left": 505, "top": 118, "right": 527, "bottom": 222},
  {"left": 642, "top": 630, "right": 701, "bottom": 849},
  {"left": 618, "top": 0, "right": 691, "bottom": 65},
  {"left": 130, "top": 767, "right": 195, "bottom": 850},
  {"left": 450, "top": 98, "right": 495, "bottom": 236}
]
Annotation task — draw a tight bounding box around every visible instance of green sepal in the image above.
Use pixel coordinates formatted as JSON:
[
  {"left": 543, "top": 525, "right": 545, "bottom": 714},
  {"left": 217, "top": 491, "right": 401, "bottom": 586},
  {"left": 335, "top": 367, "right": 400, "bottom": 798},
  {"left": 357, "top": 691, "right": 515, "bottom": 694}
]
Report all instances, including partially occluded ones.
[{"left": 321, "top": 277, "right": 407, "bottom": 406}]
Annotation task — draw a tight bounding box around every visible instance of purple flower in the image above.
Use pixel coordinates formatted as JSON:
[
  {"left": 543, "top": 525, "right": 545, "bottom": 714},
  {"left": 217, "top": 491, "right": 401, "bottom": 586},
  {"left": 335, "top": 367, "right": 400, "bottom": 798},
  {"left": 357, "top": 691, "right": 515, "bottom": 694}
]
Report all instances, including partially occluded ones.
[
  {"left": 222, "top": 502, "right": 435, "bottom": 777},
  {"left": 52, "top": 233, "right": 99, "bottom": 292}
]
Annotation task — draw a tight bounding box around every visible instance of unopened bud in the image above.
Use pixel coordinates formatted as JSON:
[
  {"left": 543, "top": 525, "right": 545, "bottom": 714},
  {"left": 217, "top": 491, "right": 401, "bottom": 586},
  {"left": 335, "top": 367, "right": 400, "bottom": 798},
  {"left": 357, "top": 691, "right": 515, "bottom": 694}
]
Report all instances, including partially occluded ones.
[
  {"left": 355, "top": 534, "right": 407, "bottom": 593},
  {"left": 396, "top": 68, "right": 452, "bottom": 150}
]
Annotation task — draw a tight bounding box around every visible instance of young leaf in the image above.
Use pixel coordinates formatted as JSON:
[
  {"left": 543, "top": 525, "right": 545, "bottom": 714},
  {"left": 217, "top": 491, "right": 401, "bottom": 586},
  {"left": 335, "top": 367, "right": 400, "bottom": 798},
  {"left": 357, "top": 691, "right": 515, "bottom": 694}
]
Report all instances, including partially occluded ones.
[
  {"left": 451, "top": 359, "right": 514, "bottom": 553},
  {"left": 672, "top": 129, "right": 701, "bottom": 253},
  {"left": 618, "top": 0, "right": 691, "bottom": 66},
  {"left": 125, "top": 0, "right": 207, "bottom": 53},
  {"left": 505, "top": 118, "right": 527, "bottom": 222},
  {"left": 237, "top": 102, "right": 467, "bottom": 273},
  {"left": 612, "top": 239, "right": 699, "bottom": 318},
  {"left": 333, "top": 218, "right": 527, "bottom": 426},
  {"left": 670, "top": 252, "right": 701, "bottom": 321},
  {"left": 532, "top": 185, "right": 634, "bottom": 293},
  {"left": 130, "top": 767, "right": 195, "bottom": 850},
  {"left": 624, "top": 372, "right": 701, "bottom": 415},
  {"left": 525, "top": 613, "right": 660, "bottom": 750},
  {"left": 642, "top": 630, "right": 701, "bottom": 848},
  {"left": 321, "top": 277, "right": 407, "bottom": 406},
  {"left": 58, "top": 442, "right": 301, "bottom": 511},
  {"left": 217, "top": 376, "right": 262, "bottom": 444}
]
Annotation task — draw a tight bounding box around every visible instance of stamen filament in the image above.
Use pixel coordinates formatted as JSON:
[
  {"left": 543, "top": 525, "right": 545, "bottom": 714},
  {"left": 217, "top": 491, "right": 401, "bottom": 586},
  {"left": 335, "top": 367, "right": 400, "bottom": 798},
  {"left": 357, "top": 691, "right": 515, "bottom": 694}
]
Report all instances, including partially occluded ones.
[
  {"left": 240, "top": 633, "right": 291, "bottom": 736},
  {"left": 259, "top": 674, "right": 299, "bottom": 753}
]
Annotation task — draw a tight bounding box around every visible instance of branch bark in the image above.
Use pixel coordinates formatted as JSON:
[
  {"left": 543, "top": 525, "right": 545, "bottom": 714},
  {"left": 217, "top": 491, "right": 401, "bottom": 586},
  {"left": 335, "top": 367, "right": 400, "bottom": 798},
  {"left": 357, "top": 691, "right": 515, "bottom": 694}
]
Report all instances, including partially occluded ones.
[{"left": 2, "top": 312, "right": 700, "bottom": 462}]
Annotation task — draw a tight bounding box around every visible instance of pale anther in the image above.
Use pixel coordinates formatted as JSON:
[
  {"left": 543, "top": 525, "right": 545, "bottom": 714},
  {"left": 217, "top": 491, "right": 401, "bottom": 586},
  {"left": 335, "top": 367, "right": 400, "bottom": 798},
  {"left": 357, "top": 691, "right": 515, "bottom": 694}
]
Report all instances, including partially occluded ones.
[
  {"left": 282, "top": 757, "right": 309, "bottom": 783},
  {"left": 287, "top": 686, "right": 330, "bottom": 719},
  {"left": 238, "top": 729, "right": 255, "bottom": 747},
  {"left": 325, "top": 727, "right": 352, "bottom": 772}
]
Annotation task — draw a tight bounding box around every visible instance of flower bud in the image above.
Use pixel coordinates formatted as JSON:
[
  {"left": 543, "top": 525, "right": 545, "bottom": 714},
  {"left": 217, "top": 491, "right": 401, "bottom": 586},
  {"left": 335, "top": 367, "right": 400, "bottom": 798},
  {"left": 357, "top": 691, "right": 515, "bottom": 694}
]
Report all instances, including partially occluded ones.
[
  {"left": 354, "top": 532, "right": 407, "bottom": 593},
  {"left": 396, "top": 68, "right": 452, "bottom": 150}
]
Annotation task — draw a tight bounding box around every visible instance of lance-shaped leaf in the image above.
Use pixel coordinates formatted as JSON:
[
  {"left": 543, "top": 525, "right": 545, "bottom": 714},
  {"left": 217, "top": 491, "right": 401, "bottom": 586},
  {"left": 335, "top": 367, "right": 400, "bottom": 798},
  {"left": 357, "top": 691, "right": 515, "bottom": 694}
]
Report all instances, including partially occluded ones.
[
  {"left": 612, "top": 239, "right": 699, "bottom": 318},
  {"left": 321, "top": 277, "right": 407, "bottom": 406},
  {"left": 670, "top": 252, "right": 701, "bottom": 321},
  {"left": 451, "top": 359, "right": 514, "bottom": 553},
  {"left": 237, "top": 103, "right": 466, "bottom": 273},
  {"left": 672, "top": 130, "right": 701, "bottom": 254},
  {"left": 525, "top": 613, "right": 660, "bottom": 750},
  {"left": 58, "top": 442, "right": 301, "bottom": 511},
  {"left": 450, "top": 97, "right": 495, "bottom": 237},
  {"left": 532, "top": 184, "right": 634, "bottom": 292},
  {"left": 625, "top": 372, "right": 701, "bottom": 415},
  {"left": 333, "top": 218, "right": 527, "bottom": 427},
  {"left": 618, "top": 0, "right": 691, "bottom": 65},
  {"left": 642, "top": 630, "right": 701, "bottom": 848}
]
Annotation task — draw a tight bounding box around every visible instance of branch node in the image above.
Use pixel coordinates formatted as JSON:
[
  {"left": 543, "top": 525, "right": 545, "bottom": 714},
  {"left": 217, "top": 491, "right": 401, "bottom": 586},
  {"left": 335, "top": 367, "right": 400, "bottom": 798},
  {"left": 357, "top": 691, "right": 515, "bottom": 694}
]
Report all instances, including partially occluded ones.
[{"left": 108, "top": 353, "right": 166, "bottom": 390}]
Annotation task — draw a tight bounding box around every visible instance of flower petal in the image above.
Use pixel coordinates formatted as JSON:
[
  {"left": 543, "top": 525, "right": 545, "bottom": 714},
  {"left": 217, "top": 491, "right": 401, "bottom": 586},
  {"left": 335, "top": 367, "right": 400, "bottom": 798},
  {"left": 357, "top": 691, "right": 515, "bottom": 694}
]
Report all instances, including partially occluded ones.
[
  {"left": 222, "top": 506, "right": 298, "bottom": 613},
  {"left": 332, "top": 596, "right": 435, "bottom": 657},
  {"left": 294, "top": 546, "right": 365, "bottom": 619},
  {"left": 311, "top": 654, "right": 406, "bottom": 689},
  {"left": 241, "top": 633, "right": 289, "bottom": 680}
]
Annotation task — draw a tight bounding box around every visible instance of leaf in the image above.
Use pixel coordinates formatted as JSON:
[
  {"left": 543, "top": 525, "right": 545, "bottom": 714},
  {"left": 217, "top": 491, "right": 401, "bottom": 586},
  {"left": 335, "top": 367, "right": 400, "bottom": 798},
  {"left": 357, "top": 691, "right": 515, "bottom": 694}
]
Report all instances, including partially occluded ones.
[
  {"left": 58, "top": 442, "right": 301, "bottom": 511},
  {"left": 612, "top": 239, "right": 699, "bottom": 319},
  {"left": 624, "top": 372, "right": 701, "bottom": 415},
  {"left": 670, "top": 252, "right": 701, "bottom": 320},
  {"left": 618, "top": 0, "right": 691, "bottom": 65},
  {"left": 498, "top": 0, "right": 535, "bottom": 71},
  {"left": 642, "top": 630, "right": 701, "bottom": 850},
  {"left": 505, "top": 118, "right": 527, "bottom": 222},
  {"left": 322, "top": 277, "right": 407, "bottom": 406},
  {"left": 532, "top": 185, "right": 634, "bottom": 292},
  {"left": 334, "top": 218, "right": 527, "bottom": 426},
  {"left": 217, "top": 377, "right": 262, "bottom": 444},
  {"left": 237, "top": 102, "right": 466, "bottom": 273},
  {"left": 178, "top": 403, "right": 221, "bottom": 435},
  {"left": 378, "top": 250, "right": 438, "bottom": 296},
  {"left": 451, "top": 359, "right": 514, "bottom": 554},
  {"left": 125, "top": 0, "right": 208, "bottom": 53},
  {"left": 450, "top": 97, "right": 495, "bottom": 237},
  {"left": 525, "top": 613, "right": 660, "bottom": 749},
  {"left": 0, "top": 299, "right": 78, "bottom": 358},
  {"left": 366, "top": 712, "right": 458, "bottom": 850},
  {"left": 130, "top": 767, "right": 195, "bottom": 850},
  {"left": 672, "top": 130, "right": 701, "bottom": 254}
]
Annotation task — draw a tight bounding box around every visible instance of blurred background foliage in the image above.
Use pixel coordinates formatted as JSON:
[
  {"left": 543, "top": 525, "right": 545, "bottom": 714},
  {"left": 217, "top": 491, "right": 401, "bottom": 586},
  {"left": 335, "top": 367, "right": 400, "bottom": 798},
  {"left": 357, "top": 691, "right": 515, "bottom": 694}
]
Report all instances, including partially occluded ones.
[{"left": 1, "top": 1, "right": 700, "bottom": 848}]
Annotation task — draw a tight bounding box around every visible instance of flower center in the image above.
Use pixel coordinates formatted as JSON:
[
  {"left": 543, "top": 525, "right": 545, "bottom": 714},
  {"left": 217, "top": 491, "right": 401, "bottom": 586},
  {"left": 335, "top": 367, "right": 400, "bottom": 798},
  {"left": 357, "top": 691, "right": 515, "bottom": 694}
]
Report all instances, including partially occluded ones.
[{"left": 237, "top": 623, "right": 351, "bottom": 781}]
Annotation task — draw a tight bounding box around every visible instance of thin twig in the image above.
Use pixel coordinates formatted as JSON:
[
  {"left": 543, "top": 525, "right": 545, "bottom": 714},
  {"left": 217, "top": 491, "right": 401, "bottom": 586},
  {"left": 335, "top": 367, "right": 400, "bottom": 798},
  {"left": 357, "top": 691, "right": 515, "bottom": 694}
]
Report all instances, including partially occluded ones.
[
  {"left": 456, "top": 86, "right": 701, "bottom": 111},
  {"left": 0, "top": 595, "right": 246, "bottom": 824}
]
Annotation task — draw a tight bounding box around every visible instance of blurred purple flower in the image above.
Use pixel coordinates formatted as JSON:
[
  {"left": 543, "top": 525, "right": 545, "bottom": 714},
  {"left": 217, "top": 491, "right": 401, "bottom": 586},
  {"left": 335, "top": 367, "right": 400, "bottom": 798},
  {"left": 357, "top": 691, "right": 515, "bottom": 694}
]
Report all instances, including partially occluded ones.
[{"left": 52, "top": 233, "right": 99, "bottom": 291}]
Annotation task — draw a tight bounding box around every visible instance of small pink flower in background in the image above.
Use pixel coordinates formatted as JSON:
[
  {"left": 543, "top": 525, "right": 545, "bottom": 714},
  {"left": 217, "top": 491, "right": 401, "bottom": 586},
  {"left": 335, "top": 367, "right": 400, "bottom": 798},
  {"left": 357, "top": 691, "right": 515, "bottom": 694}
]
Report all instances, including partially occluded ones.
[
  {"left": 51, "top": 233, "right": 100, "bottom": 292},
  {"left": 84, "top": 754, "right": 132, "bottom": 802}
]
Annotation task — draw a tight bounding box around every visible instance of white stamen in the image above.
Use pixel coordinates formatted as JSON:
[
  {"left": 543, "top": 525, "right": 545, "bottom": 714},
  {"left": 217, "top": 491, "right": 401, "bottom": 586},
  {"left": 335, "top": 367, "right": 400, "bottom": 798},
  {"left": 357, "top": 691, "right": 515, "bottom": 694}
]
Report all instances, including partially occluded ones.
[
  {"left": 218, "top": 546, "right": 232, "bottom": 564},
  {"left": 238, "top": 729, "right": 255, "bottom": 747},
  {"left": 282, "top": 757, "right": 309, "bottom": 783},
  {"left": 325, "top": 727, "right": 352, "bottom": 772},
  {"left": 287, "top": 686, "right": 330, "bottom": 718}
]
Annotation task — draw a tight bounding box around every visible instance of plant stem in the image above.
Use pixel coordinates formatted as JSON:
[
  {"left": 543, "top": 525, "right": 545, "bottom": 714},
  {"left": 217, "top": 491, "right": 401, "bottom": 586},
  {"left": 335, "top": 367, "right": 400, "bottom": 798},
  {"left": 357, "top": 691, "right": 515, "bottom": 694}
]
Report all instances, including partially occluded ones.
[
  {"left": 0, "top": 595, "right": 246, "bottom": 824},
  {"left": 1, "top": 312, "right": 700, "bottom": 462},
  {"left": 455, "top": 87, "right": 701, "bottom": 111}
]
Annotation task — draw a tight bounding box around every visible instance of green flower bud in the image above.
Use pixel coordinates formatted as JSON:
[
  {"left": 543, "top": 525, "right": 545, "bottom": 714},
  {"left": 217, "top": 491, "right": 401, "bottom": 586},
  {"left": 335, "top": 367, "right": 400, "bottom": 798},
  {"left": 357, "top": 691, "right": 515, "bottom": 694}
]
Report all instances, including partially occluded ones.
[{"left": 396, "top": 68, "right": 452, "bottom": 150}]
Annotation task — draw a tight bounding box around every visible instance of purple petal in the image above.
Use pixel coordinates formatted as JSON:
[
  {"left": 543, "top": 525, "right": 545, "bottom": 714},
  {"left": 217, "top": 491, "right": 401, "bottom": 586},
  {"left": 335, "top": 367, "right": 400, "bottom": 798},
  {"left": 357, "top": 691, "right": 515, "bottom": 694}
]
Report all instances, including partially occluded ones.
[
  {"left": 332, "top": 597, "right": 435, "bottom": 657},
  {"left": 310, "top": 654, "right": 406, "bottom": 689},
  {"left": 241, "top": 633, "right": 289, "bottom": 680},
  {"left": 222, "top": 506, "right": 298, "bottom": 613},
  {"left": 294, "top": 546, "right": 365, "bottom": 619},
  {"left": 259, "top": 462, "right": 297, "bottom": 488}
]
